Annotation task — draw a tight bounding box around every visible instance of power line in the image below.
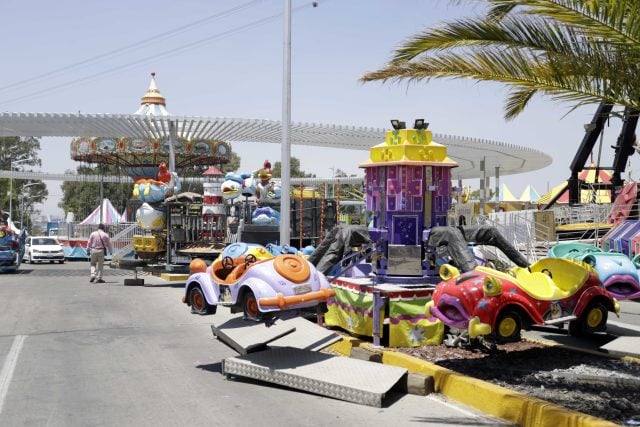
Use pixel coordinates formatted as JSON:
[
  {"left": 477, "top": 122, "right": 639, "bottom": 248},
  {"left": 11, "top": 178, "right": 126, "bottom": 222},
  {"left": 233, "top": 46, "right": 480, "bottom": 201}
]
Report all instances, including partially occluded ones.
[
  {"left": 0, "top": 1, "right": 322, "bottom": 108},
  {"left": 0, "top": 0, "right": 265, "bottom": 95}
]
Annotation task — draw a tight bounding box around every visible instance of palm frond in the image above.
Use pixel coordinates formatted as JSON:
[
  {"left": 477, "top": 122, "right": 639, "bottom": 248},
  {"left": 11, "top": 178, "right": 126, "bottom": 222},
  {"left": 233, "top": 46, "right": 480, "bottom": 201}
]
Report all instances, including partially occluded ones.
[
  {"left": 390, "top": 16, "right": 604, "bottom": 64},
  {"left": 487, "top": 0, "right": 640, "bottom": 46}
]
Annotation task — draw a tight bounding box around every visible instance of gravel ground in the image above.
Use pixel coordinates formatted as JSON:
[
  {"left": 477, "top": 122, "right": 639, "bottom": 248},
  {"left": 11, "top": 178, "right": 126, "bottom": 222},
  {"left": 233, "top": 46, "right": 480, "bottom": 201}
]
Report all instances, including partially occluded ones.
[{"left": 401, "top": 340, "right": 640, "bottom": 425}]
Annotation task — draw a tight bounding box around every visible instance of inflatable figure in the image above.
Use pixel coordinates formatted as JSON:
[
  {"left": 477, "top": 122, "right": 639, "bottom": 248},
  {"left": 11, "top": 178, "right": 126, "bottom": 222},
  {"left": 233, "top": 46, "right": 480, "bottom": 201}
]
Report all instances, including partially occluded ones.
[
  {"left": 136, "top": 202, "right": 166, "bottom": 230},
  {"left": 132, "top": 164, "right": 181, "bottom": 203},
  {"left": 266, "top": 243, "right": 299, "bottom": 256},
  {"left": 255, "top": 160, "right": 281, "bottom": 203},
  {"left": 252, "top": 206, "right": 280, "bottom": 225},
  {"left": 222, "top": 172, "right": 247, "bottom": 200},
  {"left": 157, "top": 161, "right": 171, "bottom": 183},
  {"left": 241, "top": 173, "right": 256, "bottom": 198}
]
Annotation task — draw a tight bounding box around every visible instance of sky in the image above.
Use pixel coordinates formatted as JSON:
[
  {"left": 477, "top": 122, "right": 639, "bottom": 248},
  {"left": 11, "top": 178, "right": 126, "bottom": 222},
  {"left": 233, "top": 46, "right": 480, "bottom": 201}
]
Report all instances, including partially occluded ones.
[{"left": 0, "top": 0, "right": 635, "bottom": 217}]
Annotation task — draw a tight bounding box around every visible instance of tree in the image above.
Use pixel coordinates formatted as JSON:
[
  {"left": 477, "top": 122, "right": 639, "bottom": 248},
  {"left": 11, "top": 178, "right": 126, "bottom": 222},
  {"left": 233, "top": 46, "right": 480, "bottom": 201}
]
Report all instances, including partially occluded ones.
[
  {"left": 362, "top": 1, "right": 640, "bottom": 120},
  {"left": 59, "top": 165, "right": 131, "bottom": 220},
  {"left": 220, "top": 151, "right": 241, "bottom": 174},
  {"left": 272, "top": 157, "right": 316, "bottom": 178},
  {"left": 0, "top": 137, "right": 48, "bottom": 228}
]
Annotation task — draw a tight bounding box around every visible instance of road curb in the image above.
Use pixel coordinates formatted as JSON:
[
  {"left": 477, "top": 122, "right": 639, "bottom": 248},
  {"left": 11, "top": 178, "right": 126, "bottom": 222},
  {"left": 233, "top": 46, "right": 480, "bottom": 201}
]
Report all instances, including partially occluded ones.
[{"left": 325, "top": 338, "right": 617, "bottom": 427}]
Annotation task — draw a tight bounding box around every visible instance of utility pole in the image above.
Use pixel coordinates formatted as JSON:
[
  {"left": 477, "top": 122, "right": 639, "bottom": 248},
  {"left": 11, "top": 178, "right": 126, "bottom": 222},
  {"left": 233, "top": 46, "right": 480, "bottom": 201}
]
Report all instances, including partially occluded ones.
[{"left": 280, "top": 0, "right": 292, "bottom": 246}]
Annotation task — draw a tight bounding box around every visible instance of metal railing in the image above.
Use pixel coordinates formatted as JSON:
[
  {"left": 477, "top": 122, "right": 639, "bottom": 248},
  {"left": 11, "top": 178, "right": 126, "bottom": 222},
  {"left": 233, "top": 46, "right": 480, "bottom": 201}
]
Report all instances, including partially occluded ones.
[{"left": 55, "top": 222, "right": 141, "bottom": 256}]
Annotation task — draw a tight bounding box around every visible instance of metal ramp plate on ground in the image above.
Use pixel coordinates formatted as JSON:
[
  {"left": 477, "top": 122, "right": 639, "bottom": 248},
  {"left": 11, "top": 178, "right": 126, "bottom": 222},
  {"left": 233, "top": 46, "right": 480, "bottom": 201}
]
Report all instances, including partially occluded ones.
[
  {"left": 600, "top": 336, "right": 640, "bottom": 358},
  {"left": 222, "top": 347, "right": 407, "bottom": 407},
  {"left": 211, "top": 312, "right": 342, "bottom": 354},
  {"left": 268, "top": 317, "right": 342, "bottom": 351},
  {"left": 211, "top": 316, "right": 296, "bottom": 355}
]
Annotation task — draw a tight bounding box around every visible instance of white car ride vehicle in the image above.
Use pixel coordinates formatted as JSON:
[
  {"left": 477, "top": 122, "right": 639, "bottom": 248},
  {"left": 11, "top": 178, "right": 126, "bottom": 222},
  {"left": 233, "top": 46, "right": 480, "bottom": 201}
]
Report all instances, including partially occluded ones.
[{"left": 24, "top": 236, "right": 65, "bottom": 264}]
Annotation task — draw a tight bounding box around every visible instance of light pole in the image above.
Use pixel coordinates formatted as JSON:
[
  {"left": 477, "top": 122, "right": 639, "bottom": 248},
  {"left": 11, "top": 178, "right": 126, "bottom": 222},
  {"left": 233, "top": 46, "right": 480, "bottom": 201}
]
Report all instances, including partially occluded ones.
[
  {"left": 329, "top": 167, "right": 336, "bottom": 198},
  {"left": 280, "top": 0, "right": 292, "bottom": 246},
  {"left": 19, "top": 183, "right": 41, "bottom": 228},
  {"left": 8, "top": 159, "right": 30, "bottom": 221}
]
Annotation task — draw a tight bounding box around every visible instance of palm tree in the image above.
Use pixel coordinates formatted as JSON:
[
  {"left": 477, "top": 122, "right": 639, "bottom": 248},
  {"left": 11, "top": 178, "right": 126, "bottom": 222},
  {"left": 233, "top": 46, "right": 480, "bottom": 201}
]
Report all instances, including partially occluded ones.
[{"left": 362, "top": 0, "right": 640, "bottom": 120}]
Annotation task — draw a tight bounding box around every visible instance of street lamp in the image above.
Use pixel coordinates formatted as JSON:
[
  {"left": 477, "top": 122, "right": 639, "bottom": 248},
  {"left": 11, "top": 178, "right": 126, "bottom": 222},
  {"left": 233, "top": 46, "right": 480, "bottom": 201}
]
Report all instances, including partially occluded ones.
[
  {"left": 19, "top": 183, "right": 41, "bottom": 228},
  {"left": 8, "top": 159, "right": 30, "bottom": 221}
]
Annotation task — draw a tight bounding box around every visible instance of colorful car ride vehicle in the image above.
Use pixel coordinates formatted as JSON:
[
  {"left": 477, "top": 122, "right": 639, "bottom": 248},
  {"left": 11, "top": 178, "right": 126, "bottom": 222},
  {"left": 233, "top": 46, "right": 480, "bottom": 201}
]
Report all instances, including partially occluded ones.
[
  {"left": 182, "top": 249, "right": 335, "bottom": 321},
  {"left": 219, "top": 242, "right": 275, "bottom": 262},
  {"left": 548, "top": 242, "right": 640, "bottom": 300},
  {"left": 427, "top": 257, "right": 620, "bottom": 342},
  {"left": 0, "top": 225, "right": 26, "bottom": 273}
]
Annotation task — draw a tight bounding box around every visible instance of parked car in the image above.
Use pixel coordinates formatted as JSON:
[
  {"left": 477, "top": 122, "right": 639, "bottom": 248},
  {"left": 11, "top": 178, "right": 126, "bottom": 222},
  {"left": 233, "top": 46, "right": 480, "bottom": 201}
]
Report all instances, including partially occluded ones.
[
  {"left": 23, "top": 236, "right": 65, "bottom": 264},
  {"left": 427, "top": 257, "right": 619, "bottom": 342},
  {"left": 548, "top": 242, "right": 640, "bottom": 300},
  {"left": 182, "top": 251, "right": 335, "bottom": 321}
]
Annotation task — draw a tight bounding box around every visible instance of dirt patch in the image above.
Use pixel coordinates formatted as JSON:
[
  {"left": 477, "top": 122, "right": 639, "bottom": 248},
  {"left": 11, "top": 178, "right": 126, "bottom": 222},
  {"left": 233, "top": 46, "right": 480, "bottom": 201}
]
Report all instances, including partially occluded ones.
[{"left": 401, "top": 340, "right": 640, "bottom": 425}]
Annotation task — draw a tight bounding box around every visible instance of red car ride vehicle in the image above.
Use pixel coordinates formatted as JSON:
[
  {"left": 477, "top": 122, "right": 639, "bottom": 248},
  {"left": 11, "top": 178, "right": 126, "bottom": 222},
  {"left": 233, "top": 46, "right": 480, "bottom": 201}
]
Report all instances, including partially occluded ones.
[{"left": 427, "top": 257, "right": 620, "bottom": 342}]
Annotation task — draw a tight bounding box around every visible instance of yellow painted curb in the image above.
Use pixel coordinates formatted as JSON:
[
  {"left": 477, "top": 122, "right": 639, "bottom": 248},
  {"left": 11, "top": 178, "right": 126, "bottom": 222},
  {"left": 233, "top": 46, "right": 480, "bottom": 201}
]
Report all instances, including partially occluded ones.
[
  {"left": 325, "top": 335, "right": 362, "bottom": 355},
  {"left": 382, "top": 351, "right": 617, "bottom": 427},
  {"left": 160, "top": 273, "right": 189, "bottom": 281},
  {"left": 325, "top": 339, "right": 616, "bottom": 427}
]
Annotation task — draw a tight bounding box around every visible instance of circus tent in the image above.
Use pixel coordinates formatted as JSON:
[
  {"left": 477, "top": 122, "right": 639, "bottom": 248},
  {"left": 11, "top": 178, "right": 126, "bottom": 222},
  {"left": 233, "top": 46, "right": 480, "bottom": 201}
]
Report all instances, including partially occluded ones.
[
  {"left": 519, "top": 185, "right": 540, "bottom": 202},
  {"left": 538, "top": 164, "right": 612, "bottom": 204},
  {"left": 80, "top": 199, "right": 122, "bottom": 225},
  {"left": 491, "top": 183, "right": 519, "bottom": 202}
]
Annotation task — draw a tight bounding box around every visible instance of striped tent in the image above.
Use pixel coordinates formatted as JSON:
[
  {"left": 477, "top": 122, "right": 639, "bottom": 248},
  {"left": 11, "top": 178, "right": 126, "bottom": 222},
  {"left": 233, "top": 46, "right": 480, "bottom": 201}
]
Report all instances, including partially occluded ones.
[
  {"left": 80, "top": 199, "right": 122, "bottom": 225},
  {"left": 519, "top": 185, "right": 540, "bottom": 202},
  {"left": 491, "top": 183, "right": 519, "bottom": 202},
  {"left": 538, "top": 164, "right": 612, "bottom": 204}
]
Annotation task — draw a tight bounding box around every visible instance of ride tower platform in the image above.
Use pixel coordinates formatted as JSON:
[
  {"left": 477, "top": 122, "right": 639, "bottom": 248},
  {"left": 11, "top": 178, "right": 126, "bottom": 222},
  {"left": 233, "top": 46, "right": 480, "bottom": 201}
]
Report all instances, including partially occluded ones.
[{"left": 324, "top": 121, "right": 457, "bottom": 347}]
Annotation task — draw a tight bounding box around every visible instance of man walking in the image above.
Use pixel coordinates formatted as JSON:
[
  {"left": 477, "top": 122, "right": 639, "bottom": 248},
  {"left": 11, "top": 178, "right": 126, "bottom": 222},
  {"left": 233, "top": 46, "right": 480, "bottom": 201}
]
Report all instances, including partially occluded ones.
[{"left": 86, "top": 224, "right": 113, "bottom": 283}]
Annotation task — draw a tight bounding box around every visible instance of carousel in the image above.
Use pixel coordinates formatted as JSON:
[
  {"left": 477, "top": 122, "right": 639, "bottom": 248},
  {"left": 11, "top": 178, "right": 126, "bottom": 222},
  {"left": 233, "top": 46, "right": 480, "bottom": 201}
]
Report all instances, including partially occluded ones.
[{"left": 70, "top": 74, "right": 232, "bottom": 262}]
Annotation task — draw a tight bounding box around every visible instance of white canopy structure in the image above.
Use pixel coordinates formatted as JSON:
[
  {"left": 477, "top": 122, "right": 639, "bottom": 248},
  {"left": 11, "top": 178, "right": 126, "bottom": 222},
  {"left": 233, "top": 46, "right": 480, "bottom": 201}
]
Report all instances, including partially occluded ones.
[{"left": 0, "top": 117, "right": 551, "bottom": 180}]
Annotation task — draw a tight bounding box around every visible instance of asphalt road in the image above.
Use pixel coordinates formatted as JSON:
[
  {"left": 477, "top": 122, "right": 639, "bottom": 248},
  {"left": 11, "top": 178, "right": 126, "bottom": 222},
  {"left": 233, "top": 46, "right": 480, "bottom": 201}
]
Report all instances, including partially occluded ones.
[
  {"left": 0, "top": 262, "right": 506, "bottom": 427},
  {"left": 525, "top": 299, "right": 640, "bottom": 352}
]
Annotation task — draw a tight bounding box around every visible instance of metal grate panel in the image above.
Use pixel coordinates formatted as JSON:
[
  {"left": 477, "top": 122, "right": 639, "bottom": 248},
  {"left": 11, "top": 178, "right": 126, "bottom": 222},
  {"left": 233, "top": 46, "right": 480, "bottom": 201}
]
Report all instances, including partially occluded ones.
[
  {"left": 222, "top": 347, "right": 407, "bottom": 407},
  {"left": 210, "top": 317, "right": 295, "bottom": 355}
]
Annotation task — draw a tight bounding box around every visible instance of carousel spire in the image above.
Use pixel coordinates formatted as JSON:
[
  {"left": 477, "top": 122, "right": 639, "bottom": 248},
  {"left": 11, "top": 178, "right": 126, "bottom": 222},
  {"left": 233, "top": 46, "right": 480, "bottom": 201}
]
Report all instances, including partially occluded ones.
[{"left": 134, "top": 72, "right": 170, "bottom": 116}]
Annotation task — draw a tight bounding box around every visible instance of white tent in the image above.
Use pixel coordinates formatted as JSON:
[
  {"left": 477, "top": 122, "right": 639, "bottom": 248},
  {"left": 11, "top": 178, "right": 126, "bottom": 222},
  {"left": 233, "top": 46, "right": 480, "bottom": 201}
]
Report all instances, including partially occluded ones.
[
  {"left": 80, "top": 199, "right": 122, "bottom": 225},
  {"left": 491, "top": 183, "right": 519, "bottom": 202},
  {"left": 519, "top": 185, "right": 540, "bottom": 202}
]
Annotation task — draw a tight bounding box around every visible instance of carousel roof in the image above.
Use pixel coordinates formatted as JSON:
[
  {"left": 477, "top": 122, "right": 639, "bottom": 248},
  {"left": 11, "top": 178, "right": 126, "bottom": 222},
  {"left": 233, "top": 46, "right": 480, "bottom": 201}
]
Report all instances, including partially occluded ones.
[
  {"left": 134, "top": 72, "right": 170, "bottom": 116},
  {"left": 0, "top": 112, "right": 551, "bottom": 179}
]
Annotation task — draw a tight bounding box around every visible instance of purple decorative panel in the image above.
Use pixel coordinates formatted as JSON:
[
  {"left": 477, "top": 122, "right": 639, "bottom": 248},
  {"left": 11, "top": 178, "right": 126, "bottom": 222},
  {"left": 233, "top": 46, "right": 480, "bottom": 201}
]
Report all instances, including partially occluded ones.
[
  {"left": 387, "top": 196, "right": 396, "bottom": 211},
  {"left": 412, "top": 196, "right": 423, "bottom": 212},
  {"left": 387, "top": 179, "right": 400, "bottom": 195},
  {"left": 388, "top": 166, "right": 397, "bottom": 179},
  {"left": 391, "top": 215, "right": 419, "bottom": 245},
  {"left": 407, "top": 179, "right": 422, "bottom": 196}
]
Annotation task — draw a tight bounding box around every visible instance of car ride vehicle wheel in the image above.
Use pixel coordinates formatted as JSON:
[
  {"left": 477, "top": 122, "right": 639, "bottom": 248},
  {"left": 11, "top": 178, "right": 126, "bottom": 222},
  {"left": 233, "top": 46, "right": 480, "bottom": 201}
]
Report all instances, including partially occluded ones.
[
  {"left": 189, "top": 285, "right": 216, "bottom": 315},
  {"left": 242, "top": 290, "right": 261, "bottom": 321},
  {"left": 569, "top": 302, "right": 608, "bottom": 336},
  {"left": 495, "top": 309, "right": 522, "bottom": 343}
]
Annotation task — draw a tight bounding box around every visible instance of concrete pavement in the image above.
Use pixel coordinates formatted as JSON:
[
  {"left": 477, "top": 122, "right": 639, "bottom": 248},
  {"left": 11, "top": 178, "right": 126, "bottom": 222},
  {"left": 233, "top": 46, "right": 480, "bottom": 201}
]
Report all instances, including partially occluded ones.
[{"left": 0, "top": 263, "right": 508, "bottom": 426}]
